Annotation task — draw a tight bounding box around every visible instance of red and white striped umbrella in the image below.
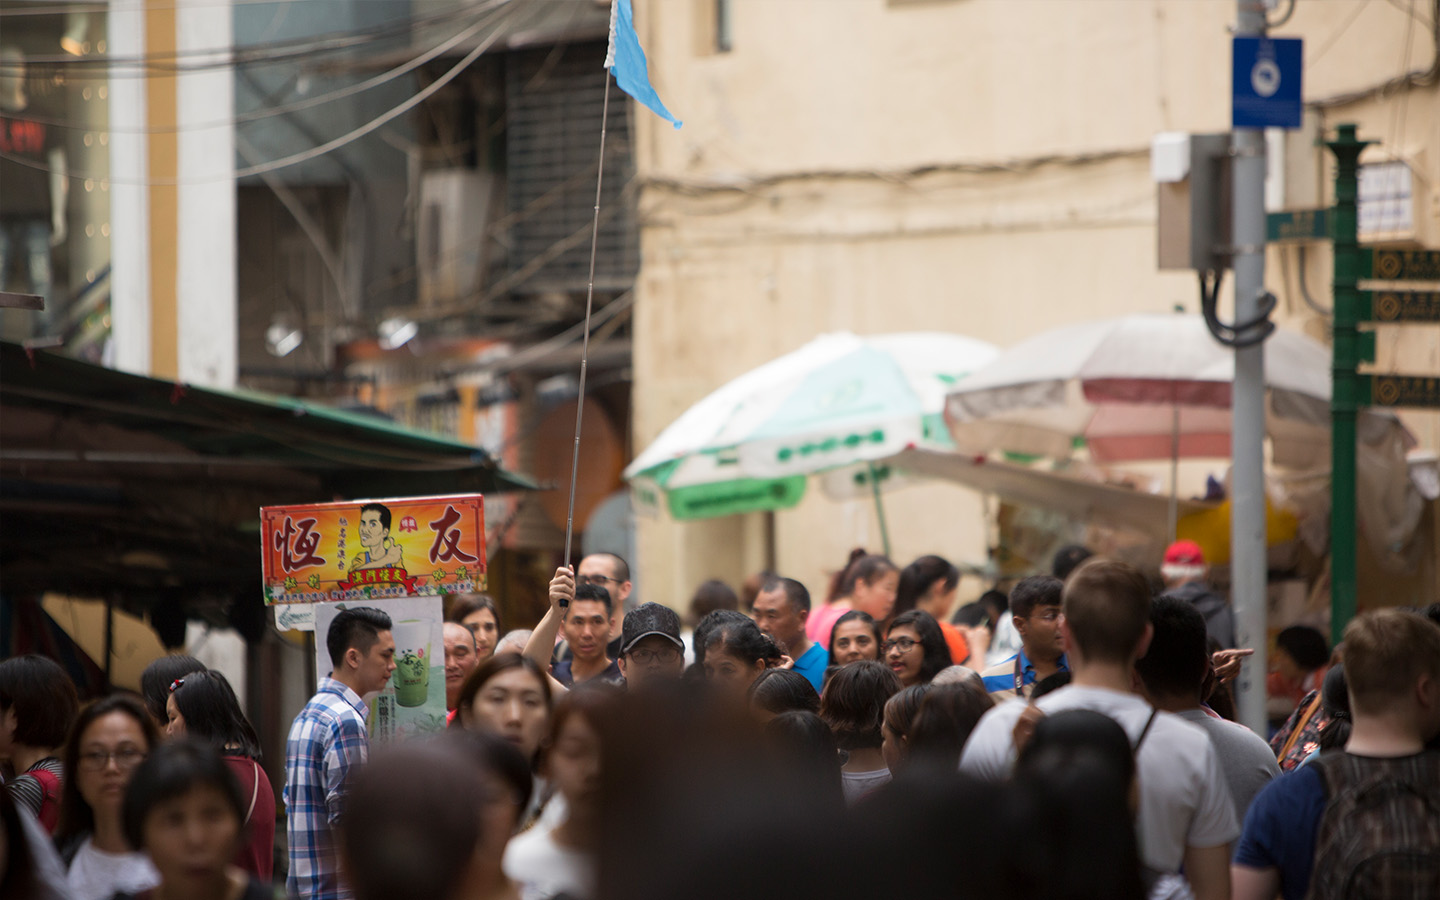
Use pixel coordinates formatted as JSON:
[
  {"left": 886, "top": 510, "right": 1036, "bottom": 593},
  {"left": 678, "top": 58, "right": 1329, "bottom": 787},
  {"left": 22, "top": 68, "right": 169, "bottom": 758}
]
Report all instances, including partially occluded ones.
[{"left": 943, "top": 314, "right": 1360, "bottom": 470}]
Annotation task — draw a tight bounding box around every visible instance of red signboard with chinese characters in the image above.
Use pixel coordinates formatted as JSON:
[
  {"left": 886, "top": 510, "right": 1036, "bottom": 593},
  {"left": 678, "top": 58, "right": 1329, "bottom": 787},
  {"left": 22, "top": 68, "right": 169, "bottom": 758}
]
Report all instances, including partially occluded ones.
[{"left": 261, "top": 495, "right": 485, "bottom": 604}]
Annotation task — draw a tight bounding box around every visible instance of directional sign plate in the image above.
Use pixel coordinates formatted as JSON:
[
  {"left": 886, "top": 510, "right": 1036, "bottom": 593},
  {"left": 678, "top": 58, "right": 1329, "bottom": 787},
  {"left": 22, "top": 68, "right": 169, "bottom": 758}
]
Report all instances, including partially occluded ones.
[
  {"left": 1364, "top": 249, "right": 1440, "bottom": 281},
  {"left": 1364, "top": 375, "right": 1440, "bottom": 409},
  {"left": 1362, "top": 290, "right": 1440, "bottom": 323},
  {"left": 1267, "top": 209, "right": 1328, "bottom": 243}
]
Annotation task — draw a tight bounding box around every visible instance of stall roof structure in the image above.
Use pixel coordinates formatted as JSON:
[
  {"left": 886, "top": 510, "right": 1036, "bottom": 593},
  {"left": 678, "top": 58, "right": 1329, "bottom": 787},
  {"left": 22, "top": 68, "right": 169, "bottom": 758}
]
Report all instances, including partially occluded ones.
[{"left": 1, "top": 342, "right": 534, "bottom": 600}]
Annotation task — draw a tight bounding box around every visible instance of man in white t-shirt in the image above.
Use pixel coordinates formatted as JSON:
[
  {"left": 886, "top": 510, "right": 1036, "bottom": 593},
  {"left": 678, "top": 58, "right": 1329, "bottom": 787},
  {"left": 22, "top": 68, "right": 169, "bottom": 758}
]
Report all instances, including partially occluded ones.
[{"left": 960, "top": 558, "right": 1239, "bottom": 900}]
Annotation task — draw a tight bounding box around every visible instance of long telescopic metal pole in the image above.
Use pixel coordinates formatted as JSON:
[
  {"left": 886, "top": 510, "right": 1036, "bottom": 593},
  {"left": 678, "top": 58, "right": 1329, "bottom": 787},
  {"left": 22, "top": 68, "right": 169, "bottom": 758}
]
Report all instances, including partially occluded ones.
[
  {"left": 1231, "top": 0, "right": 1269, "bottom": 735},
  {"left": 563, "top": 73, "right": 613, "bottom": 566}
]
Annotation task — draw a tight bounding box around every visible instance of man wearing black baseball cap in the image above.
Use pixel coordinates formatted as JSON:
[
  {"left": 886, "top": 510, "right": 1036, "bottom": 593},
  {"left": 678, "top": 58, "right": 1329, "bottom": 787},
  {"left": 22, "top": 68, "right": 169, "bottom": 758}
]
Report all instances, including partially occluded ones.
[{"left": 619, "top": 602, "right": 686, "bottom": 690}]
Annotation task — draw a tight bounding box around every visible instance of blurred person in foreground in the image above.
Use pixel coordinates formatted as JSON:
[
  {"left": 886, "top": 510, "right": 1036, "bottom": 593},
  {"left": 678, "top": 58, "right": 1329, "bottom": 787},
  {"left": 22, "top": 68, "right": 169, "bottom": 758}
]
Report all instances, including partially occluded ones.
[
  {"left": 503, "top": 686, "right": 621, "bottom": 900},
  {"left": 54, "top": 696, "right": 161, "bottom": 900},
  {"left": 452, "top": 653, "right": 557, "bottom": 830},
  {"left": 962, "top": 558, "right": 1238, "bottom": 900},
  {"left": 0, "top": 654, "right": 79, "bottom": 831},
  {"left": 821, "top": 660, "right": 901, "bottom": 804},
  {"left": 343, "top": 733, "right": 532, "bottom": 900},
  {"left": 113, "top": 739, "right": 271, "bottom": 900},
  {"left": 164, "top": 671, "right": 275, "bottom": 881}
]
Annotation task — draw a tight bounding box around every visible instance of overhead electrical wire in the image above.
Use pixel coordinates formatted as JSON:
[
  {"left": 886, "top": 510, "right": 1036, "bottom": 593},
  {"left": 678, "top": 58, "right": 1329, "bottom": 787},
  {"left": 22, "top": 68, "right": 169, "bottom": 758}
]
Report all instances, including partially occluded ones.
[
  {"left": 5, "top": 0, "right": 512, "bottom": 135},
  {"left": 0, "top": 0, "right": 541, "bottom": 185},
  {"left": 0, "top": 0, "right": 496, "bottom": 73}
]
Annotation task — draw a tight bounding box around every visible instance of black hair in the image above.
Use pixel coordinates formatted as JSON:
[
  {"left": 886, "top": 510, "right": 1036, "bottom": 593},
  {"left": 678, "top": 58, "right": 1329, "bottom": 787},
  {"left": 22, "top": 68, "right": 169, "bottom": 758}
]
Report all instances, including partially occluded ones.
[
  {"left": 1009, "top": 575, "right": 1064, "bottom": 619},
  {"left": 883, "top": 684, "right": 932, "bottom": 743},
  {"left": 1030, "top": 670, "right": 1072, "bottom": 700},
  {"left": 0, "top": 655, "right": 79, "bottom": 748},
  {"left": 452, "top": 652, "right": 554, "bottom": 735},
  {"left": 908, "top": 684, "right": 994, "bottom": 770},
  {"left": 140, "top": 656, "right": 208, "bottom": 726},
  {"left": 168, "top": 671, "right": 263, "bottom": 762},
  {"left": 1051, "top": 544, "right": 1094, "bottom": 580},
  {"left": 0, "top": 789, "right": 36, "bottom": 898},
  {"left": 749, "top": 669, "right": 820, "bottom": 717},
  {"left": 57, "top": 694, "right": 160, "bottom": 844},
  {"left": 950, "top": 601, "right": 990, "bottom": 628},
  {"left": 759, "top": 576, "right": 812, "bottom": 615},
  {"left": 979, "top": 589, "right": 1009, "bottom": 617},
  {"left": 819, "top": 660, "right": 901, "bottom": 751},
  {"left": 1275, "top": 625, "right": 1329, "bottom": 671},
  {"left": 893, "top": 556, "right": 960, "bottom": 617},
  {"left": 326, "top": 606, "right": 394, "bottom": 668},
  {"left": 360, "top": 502, "right": 392, "bottom": 532},
  {"left": 689, "top": 579, "right": 740, "bottom": 625},
  {"left": 572, "top": 583, "right": 614, "bottom": 616},
  {"left": 1013, "top": 710, "right": 1145, "bottom": 900},
  {"left": 765, "top": 710, "right": 843, "bottom": 802},
  {"left": 587, "top": 551, "right": 630, "bottom": 583},
  {"left": 343, "top": 740, "right": 493, "bottom": 900},
  {"left": 705, "top": 619, "right": 783, "bottom": 668},
  {"left": 887, "top": 610, "right": 952, "bottom": 685},
  {"left": 122, "top": 738, "right": 246, "bottom": 852},
  {"left": 836, "top": 552, "right": 898, "bottom": 599},
  {"left": 827, "top": 610, "right": 882, "bottom": 668},
  {"left": 446, "top": 729, "right": 534, "bottom": 822},
  {"left": 1317, "top": 664, "right": 1352, "bottom": 752},
  {"left": 1135, "top": 596, "right": 1209, "bottom": 701},
  {"left": 692, "top": 609, "right": 752, "bottom": 669}
]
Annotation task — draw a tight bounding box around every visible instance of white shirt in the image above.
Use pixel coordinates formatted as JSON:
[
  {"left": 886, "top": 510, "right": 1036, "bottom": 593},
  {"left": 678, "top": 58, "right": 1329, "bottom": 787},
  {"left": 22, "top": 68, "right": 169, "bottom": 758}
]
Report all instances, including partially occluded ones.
[
  {"left": 840, "top": 767, "right": 892, "bottom": 805},
  {"left": 503, "top": 824, "right": 595, "bottom": 900},
  {"left": 67, "top": 837, "right": 161, "bottom": 900},
  {"left": 959, "top": 684, "right": 1239, "bottom": 873},
  {"left": 17, "top": 805, "right": 70, "bottom": 900}
]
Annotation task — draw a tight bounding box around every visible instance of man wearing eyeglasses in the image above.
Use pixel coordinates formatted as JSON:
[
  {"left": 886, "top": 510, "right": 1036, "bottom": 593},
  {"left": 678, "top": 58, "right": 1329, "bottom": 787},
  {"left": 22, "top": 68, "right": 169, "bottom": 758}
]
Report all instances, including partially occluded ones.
[
  {"left": 570, "top": 553, "right": 633, "bottom": 660},
  {"left": 980, "top": 575, "right": 1068, "bottom": 702},
  {"left": 618, "top": 603, "right": 687, "bottom": 690}
]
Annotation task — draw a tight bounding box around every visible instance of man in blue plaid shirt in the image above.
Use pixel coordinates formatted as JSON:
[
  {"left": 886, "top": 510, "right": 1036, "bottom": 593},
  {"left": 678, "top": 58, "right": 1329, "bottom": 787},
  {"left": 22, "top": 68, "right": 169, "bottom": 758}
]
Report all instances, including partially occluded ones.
[{"left": 286, "top": 607, "right": 396, "bottom": 900}]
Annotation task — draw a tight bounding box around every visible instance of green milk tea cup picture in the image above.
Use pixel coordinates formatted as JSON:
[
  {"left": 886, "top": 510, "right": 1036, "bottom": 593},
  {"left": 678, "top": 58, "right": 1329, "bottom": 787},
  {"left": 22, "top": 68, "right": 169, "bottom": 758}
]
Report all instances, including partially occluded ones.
[{"left": 391, "top": 618, "right": 432, "bottom": 708}]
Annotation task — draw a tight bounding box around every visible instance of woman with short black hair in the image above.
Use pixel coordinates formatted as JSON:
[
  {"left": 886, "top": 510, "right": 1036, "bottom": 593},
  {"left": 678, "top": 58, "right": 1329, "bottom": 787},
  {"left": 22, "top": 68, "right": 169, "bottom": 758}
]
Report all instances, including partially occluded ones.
[
  {"left": 0, "top": 655, "right": 80, "bottom": 831},
  {"left": 115, "top": 738, "right": 270, "bottom": 900},
  {"left": 819, "top": 661, "right": 901, "bottom": 804},
  {"left": 884, "top": 610, "right": 953, "bottom": 688}
]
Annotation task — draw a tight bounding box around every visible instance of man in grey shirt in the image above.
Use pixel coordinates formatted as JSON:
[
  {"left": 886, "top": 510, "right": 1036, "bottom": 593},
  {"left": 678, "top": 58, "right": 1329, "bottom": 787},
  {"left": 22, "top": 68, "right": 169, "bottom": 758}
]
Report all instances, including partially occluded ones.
[{"left": 1136, "top": 596, "right": 1280, "bottom": 819}]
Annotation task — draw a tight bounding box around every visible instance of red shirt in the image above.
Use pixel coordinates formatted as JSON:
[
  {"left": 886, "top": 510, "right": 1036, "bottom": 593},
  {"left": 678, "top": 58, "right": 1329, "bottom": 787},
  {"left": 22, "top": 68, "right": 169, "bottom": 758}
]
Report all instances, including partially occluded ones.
[
  {"left": 224, "top": 755, "right": 275, "bottom": 881},
  {"left": 938, "top": 621, "right": 970, "bottom": 667}
]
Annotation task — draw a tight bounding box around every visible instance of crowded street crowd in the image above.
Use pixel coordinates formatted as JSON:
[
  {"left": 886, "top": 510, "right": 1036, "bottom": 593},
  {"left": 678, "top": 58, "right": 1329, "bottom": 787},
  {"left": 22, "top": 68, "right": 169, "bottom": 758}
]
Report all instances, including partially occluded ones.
[{"left": 3, "top": 546, "right": 1439, "bottom": 900}]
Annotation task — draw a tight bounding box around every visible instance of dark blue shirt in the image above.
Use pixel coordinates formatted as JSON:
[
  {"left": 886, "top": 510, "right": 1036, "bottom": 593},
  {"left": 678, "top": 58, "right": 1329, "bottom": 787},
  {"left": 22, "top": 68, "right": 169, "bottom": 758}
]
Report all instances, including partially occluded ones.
[
  {"left": 1232, "top": 763, "right": 1326, "bottom": 900},
  {"left": 552, "top": 657, "right": 624, "bottom": 688}
]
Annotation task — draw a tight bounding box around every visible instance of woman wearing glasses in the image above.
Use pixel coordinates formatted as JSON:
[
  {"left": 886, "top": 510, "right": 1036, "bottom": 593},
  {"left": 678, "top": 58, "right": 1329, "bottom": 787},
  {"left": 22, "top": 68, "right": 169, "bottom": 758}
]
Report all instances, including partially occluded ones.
[
  {"left": 165, "top": 672, "right": 275, "bottom": 881},
  {"left": 884, "top": 610, "right": 953, "bottom": 689},
  {"left": 54, "top": 695, "right": 161, "bottom": 900}
]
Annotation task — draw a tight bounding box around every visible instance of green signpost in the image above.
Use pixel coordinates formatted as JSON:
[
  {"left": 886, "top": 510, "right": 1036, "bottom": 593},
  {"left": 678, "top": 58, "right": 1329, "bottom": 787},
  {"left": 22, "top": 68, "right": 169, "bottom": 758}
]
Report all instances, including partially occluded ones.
[{"left": 1327, "top": 124, "right": 1440, "bottom": 644}]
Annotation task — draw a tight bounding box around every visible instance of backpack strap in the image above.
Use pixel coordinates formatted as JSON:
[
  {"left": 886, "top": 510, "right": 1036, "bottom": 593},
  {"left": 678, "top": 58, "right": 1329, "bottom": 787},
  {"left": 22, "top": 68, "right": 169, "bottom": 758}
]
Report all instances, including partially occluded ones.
[
  {"left": 1133, "top": 708, "right": 1159, "bottom": 753},
  {"left": 1276, "top": 691, "right": 1323, "bottom": 763}
]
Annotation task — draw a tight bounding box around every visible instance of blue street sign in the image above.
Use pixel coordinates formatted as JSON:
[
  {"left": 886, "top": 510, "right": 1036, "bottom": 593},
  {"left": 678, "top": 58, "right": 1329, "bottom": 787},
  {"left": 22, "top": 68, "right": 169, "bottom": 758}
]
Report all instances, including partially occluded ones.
[{"left": 1233, "top": 37, "right": 1303, "bottom": 129}]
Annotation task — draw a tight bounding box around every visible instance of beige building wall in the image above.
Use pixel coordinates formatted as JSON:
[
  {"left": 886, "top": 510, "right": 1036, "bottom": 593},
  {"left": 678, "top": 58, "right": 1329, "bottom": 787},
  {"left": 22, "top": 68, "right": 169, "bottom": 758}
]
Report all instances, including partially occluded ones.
[{"left": 627, "top": 0, "right": 1439, "bottom": 606}]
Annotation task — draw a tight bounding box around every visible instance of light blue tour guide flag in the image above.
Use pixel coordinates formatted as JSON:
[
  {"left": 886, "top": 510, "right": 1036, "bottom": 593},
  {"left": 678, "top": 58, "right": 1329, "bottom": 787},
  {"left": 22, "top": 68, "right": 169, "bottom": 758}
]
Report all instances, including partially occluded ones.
[{"left": 606, "top": 0, "right": 682, "bottom": 128}]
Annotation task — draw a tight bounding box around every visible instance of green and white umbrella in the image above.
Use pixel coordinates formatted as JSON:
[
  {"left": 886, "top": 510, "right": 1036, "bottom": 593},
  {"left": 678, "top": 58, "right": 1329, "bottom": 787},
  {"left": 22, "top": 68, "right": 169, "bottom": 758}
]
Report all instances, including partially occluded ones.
[{"left": 625, "top": 332, "right": 999, "bottom": 540}]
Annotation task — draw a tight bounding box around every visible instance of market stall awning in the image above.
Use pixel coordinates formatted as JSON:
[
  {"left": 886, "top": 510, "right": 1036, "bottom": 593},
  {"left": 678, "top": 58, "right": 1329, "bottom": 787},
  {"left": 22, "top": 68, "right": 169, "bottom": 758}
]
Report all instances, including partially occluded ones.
[{"left": 0, "top": 342, "right": 534, "bottom": 598}]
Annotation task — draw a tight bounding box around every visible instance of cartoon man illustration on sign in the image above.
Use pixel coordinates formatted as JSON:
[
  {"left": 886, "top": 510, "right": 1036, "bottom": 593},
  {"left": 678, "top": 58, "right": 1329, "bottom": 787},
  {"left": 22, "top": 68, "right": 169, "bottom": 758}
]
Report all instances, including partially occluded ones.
[{"left": 351, "top": 503, "right": 406, "bottom": 572}]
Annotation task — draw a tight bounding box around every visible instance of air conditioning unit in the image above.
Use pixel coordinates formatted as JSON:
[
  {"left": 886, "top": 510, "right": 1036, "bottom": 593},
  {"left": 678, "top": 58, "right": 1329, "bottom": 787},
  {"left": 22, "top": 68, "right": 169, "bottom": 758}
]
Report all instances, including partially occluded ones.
[{"left": 417, "top": 169, "right": 499, "bottom": 307}]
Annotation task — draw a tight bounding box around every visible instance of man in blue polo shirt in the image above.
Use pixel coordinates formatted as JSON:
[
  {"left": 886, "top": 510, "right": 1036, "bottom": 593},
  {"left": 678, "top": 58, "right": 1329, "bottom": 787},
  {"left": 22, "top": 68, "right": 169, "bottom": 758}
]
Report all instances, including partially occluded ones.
[
  {"left": 753, "top": 576, "right": 826, "bottom": 691},
  {"left": 980, "top": 575, "right": 1068, "bottom": 701}
]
